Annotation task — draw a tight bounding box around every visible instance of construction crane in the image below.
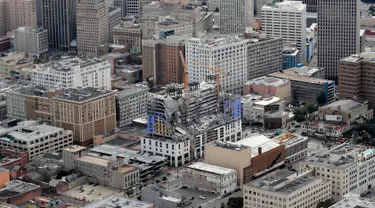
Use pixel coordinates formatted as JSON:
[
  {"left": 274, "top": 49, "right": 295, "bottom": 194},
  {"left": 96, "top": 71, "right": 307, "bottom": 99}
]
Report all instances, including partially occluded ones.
[
  {"left": 179, "top": 49, "right": 190, "bottom": 123},
  {"left": 192, "top": 62, "right": 229, "bottom": 95}
]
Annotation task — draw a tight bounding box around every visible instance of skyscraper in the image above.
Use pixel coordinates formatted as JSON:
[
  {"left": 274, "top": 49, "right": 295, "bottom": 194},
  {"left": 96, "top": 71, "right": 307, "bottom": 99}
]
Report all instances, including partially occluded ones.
[
  {"left": 76, "top": 0, "right": 109, "bottom": 56},
  {"left": 219, "top": 0, "right": 253, "bottom": 34},
  {"left": 318, "top": 0, "right": 360, "bottom": 82},
  {"left": 262, "top": 1, "right": 307, "bottom": 63},
  {"left": 42, "top": 0, "right": 76, "bottom": 51}
]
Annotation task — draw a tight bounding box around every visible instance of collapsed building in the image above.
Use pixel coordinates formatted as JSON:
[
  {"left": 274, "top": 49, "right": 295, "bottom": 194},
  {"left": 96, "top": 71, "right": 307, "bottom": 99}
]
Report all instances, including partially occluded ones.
[{"left": 143, "top": 81, "right": 242, "bottom": 166}]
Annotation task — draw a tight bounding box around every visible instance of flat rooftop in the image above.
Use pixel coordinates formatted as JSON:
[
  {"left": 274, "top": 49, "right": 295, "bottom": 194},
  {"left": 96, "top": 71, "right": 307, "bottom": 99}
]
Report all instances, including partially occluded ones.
[
  {"left": 320, "top": 99, "right": 364, "bottom": 113},
  {"left": 7, "top": 85, "right": 59, "bottom": 97},
  {"left": 187, "top": 162, "right": 235, "bottom": 175},
  {"left": 54, "top": 87, "right": 114, "bottom": 102},
  {"left": 262, "top": 1, "right": 306, "bottom": 11},
  {"left": 34, "top": 57, "right": 107, "bottom": 72},
  {"left": 269, "top": 70, "right": 333, "bottom": 85},
  {"left": 246, "top": 169, "right": 318, "bottom": 195},
  {"left": 63, "top": 145, "right": 86, "bottom": 153},
  {"left": 340, "top": 52, "right": 375, "bottom": 63},
  {"left": 88, "top": 144, "right": 138, "bottom": 160},
  {"left": 254, "top": 97, "right": 281, "bottom": 106},
  {"left": 330, "top": 193, "right": 375, "bottom": 208},
  {"left": 245, "top": 76, "right": 288, "bottom": 87},
  {"left": 75, "top": 156, "right": 109, "bottom": 167},
  {"left": 235, "top": 135, "right": 280, "bottom": 157},
  {"left": 116, "top": 165, "right": 138, "bottom": 173},
  {"left": 85, "top": 196, "right": 153, "bottom": 208},
  {"left": 0, "top": 180, "right": 39, "bottom": 199},
  {"left": 272, "top": 133, "right": 308, "bottom": 146},
  {"left": 117, "top": 84, "right": 149, "bottom": 98}
]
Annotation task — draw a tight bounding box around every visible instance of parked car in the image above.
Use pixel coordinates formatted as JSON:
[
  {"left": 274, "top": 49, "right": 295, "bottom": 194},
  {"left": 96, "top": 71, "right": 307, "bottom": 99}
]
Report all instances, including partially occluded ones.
[{"left": 199, "top": 195, "right": 205, "bottom": 200}]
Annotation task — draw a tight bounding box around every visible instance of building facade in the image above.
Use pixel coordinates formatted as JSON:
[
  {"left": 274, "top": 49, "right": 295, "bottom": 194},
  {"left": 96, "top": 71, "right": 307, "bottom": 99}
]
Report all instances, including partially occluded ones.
[
  {"left": 108, "top": 7, "right": 121, "bottom": 44},
  {"left": 219, "top": 0, "right": 253, "bottom": 34},
  {"left": 262, "top": 1, "right": 307, "bottom": 63},
  {"left": 14, "top": 27, "right": 48, "bottom": 56},
  {"left": 76, "top": 0, "right": 109, "bottom": 56},
  {"left": 0, "top": 121, "right": 73, "bottom": 160},
  {"left": 53, "top": 87, "right": 117, "bottom": 146},
  {"left": 283, "top": 46, "right": 301, "bottom": 69},
  {"left": 42, "top": 0, "right": 76, "bottom": 51},
  {"left": 317, "top": 0, "right": 360, "bottom": 81},
  {"left": 113, "top": 21, "right": 142, "bottom": 51}
]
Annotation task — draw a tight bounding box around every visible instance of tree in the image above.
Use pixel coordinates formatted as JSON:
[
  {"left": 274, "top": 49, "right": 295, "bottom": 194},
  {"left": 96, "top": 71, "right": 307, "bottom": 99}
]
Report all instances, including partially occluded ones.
[
  {"left": 293, "top": 108, "right": 307, "bottom": 122},
  {"left": 155, "top": 179, "right": 160, "bottom": 183},
  {"left": 305, "top": 103, "right": 317, "bottom": 114},
  {"left": 316, "top": 198, "right": 334, "bottom": 208},
  {"left": 220, "top": 202, "right": 227, "bottom": 208},
  {"left": 227, "top": 197, "right": 243, "bottom": 208},
  {"left": 317, "top": 91, "right": 326, "bottom": 105},
  {"left": 126, "top": 189, "right": 134, "bottom": 197},
  {"left": 162, "top": 176, "right": 168, "bottom": 181}
]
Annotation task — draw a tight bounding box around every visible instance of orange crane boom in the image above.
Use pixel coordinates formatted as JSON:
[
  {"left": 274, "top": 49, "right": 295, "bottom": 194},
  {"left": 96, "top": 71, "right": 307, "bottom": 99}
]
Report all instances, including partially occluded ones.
[{"left": 179, "top": 50, "right": 188, "bottom": 90}]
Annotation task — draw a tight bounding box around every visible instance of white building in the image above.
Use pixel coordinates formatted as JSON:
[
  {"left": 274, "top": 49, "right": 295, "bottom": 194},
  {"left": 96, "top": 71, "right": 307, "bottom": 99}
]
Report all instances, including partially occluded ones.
[
  {"left": 14, "top": 27, "right": 48, "bottom": 56},
  {"left": 262, "top": 1, "right": 307, "bottom": 63},
  {"left": 272, "top": 133, "right": 308, "bottom": 163},
  {"left": 141, "top": 136, "right": 190, "bottom": 167},
  {"left": 31, "top": 57, "right": 112, "bottom": 90},
  {"left": 300, "top": 144, "right": 375, "bottom": 201},
  {"left": 0, "top": 120, "right": 73, "bottom": 160},
  {"left": 183, "top": 162, "right": 237, "bottom": 196},
  {"left": 243, "top": 169, "right": 332, "bottom": 208},
  {"left": 186, "top": 36, "right": 248, "bottom": 95},
  {"left": 219, "top": 0, "right": 253, "bottom": 34},
  {"left": 329, "top": 193, "right": 375, "bottom": 208}
]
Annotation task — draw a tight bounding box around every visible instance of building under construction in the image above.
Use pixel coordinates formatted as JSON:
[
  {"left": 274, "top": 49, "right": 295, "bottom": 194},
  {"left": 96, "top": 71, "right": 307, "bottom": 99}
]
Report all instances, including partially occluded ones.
[{"left": 142, "top": 81, "right": 242, "bottom": 166}]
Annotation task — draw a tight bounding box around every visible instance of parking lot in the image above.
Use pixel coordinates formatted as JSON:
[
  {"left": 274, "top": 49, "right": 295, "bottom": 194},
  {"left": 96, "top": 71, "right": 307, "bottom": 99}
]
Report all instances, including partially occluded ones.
[
  {"left": 61, "top": 183, "right": 122, "bottom": 203},
  {"left": 174, "top": 187, "right": 216, "bottom": 208}
]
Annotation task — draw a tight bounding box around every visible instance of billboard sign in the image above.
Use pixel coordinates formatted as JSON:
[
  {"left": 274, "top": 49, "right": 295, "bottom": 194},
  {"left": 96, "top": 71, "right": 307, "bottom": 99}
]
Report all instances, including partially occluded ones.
[{"left": 325, "top": 115, "right": 343, "bottom": 121}]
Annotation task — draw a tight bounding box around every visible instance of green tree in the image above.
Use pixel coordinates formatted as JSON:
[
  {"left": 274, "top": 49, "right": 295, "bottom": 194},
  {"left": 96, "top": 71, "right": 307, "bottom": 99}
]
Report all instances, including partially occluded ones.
[
  {"left": 305, "top": 103, "right": 317, "bottom": 113},
  {"left": 316, "top": 198, "right": 334, "bottom": 208},
  {"left": 317, "top": 91, "right": 326, "bottom": 105},
  {"left": 227, "top": 197, "right": 243, "bottom": 208},
  {"left": 293, "top": 108, "right": 307, "bottom": 122},
  {"left": 162, "top": 176, "right": 168, "bottom": 181}
]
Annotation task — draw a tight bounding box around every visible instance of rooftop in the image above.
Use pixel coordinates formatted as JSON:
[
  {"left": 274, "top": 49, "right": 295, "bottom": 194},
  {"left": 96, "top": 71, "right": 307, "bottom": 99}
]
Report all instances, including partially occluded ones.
[
  {"left": 262, "top": 1, "right": 306, "bottom": 11},
  {"left": 187, "top": 162, "right": 236, "bottom": 175},
  {"left": 187, "top": 35, "right": 250, "bottom": 49},
  {"left": 340, "top": 52, "right": 375, "bottom": 63},
  {"left": 246, "top": 169, "right": 319, "bottom": 195},
  {"left": 117, "top": 84, "right": 149, "bottom": 98},
  {"left": 116, "top": 165, "right": 138, "bottom": 173},
  {"left": 269, "top": 68, "right": 333, "bottom": 85},
  {"left": 235, "top": 135, "right": 280, "bottom": 157},
  {"left": 88, "top": 144, "right": 138, "bottom": 160},
  {"left": 320, "top": 99, "right": 365, "bottom": 113},
  {"left": 7, "top": 85, "right": 61, "bottom": 97},
  {"left": 254, "top": 97, "right": 281, "bottom": 106},
  {"left": 54, "top": 87, "right": 114, "bottom": 102},
  {"left": 272, "top": 133, "right": 308, "bottom": 146},
  {"left": 85, "top": 196, "right": 153, "bottom": 208},
  {"left": 33, "top": 57, "right": 108, "bottom": 73},
  {"left": 0, "top": 180, "right": 39, "bottom": 199},
  {"left": 75, "top": 156, "right": 110, "bottom": 167},
  {"left": 245, "top": 76, "right": 289, "bottom": 87},
  {"left": 63, "top": 145, "right": 86, "bottom": 153},
  {"left": 329, "top": 193, "right": 375, "bottom": 208}
]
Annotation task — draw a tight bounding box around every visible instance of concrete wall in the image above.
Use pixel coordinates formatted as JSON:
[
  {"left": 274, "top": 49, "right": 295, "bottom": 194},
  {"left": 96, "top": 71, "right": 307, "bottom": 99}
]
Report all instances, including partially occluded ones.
[
  {"left": 251, "top": 145, "right": 286, "bottom": 176},
  {"left": 0, "top": 170, "right": 10, "bottom": 188}
]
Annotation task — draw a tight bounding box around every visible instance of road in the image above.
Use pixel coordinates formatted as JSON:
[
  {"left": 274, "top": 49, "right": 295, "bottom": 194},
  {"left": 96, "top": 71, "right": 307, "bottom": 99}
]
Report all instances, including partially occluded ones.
[{"left": 201, "top": 190, "right": 242, "bottom": 208}]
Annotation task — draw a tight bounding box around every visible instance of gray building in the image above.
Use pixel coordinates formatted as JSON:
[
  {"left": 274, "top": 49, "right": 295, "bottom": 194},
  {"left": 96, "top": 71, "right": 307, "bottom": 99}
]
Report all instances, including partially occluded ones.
[
  {"left": 14, "top": 27, "right": 48, "bottom": 56},
  {"left": 142, "top": 184, "right": 190, "bottom": 208},
  {"left": 317, "top": 0, "right": 360, "bottom": 82},
  {"left": 219, "top": 0, "right": 253, "bottom": 34},
  {"left": 42, "top": 0, "right": 76, "bottom": 51},
  {"left": 86, "top": 196, "right": 154, "bottom": 208},
  {"left": 116, "top": 84, "right": 149, "bottom": 127},
  {"left": 301, "top": 0, "right": 317, "bottom": 12},
  {"left": 109, "top": 7, "right": 122, "bottom": 44}
]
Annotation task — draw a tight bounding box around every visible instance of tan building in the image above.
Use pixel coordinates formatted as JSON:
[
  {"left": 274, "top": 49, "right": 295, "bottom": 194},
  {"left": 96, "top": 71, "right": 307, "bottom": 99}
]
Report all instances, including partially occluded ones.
[
  {"left": 76, "top": 0, "right": 109, "bottom": 56},
  {"left": 339, "top": 52, "right": 375, "bottom": 109},
  {"left": 0, "top": 0, "right": 37, "bottom": 36},
  {"left": 0, "top": 52, "right": 34, "bottom": 78},
  {"left": 142, "top": 35, "right": 185, "bottom": 85},
  {"left": 53, "top": 87, "right": 117, "bottom": 146},
  {"left": 113, "top": 21, "right": 142, "bottom": 51}
]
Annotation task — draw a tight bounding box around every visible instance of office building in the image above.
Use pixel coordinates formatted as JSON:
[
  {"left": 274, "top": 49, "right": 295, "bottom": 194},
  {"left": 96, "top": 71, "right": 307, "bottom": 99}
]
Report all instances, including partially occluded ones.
[
  {"left": 207, "top": 0, "right": 219, "bottom": 12},
  {"left": 41, "top": 0, "right": 76, "bottom": 51},
  {"left": 142, "top": 36, "right": 185, "bottom": 85},
  {"left": 262, "top": 1, "right": 307, "bottom": 63},
  {"left": 318, "top": 0, "right": 360, "bottom": 81},
  {"left": 116, "top": 84, "right": 150, "bottom": 127},
  {"left": 330, "top": 193, "right": 375, "bottom": 208},
  {"left": 14, "top": 27, "right": 48, "bottom": 56},
  {"left": 318, "top": 100, "right": 373, "bottom": 125},
  {"left": 219, "top": 0, "right": 253, "bottom": 34},
  {"left": 300, "top": 144, "right": 375, "bottom": 200},
  {"left": 339, "top": 53, "right": 375, "bottom": 109},
  {"left": 243, "top": 169, "right": 332, "bottom": 208},
  {"left": 272, "top": 132, "right": 308, "bottom": 163},
  {"left": 86, "top": 196, "right": 153, "bottom": 208},
  {"left": 62, "top": 145, "right": 87, "bottom": 170},
  {"left": 269, "top": 67, "right": 335, "bottom": 104},
  {"left": 283, "top": 46, "right": 301, "bottom": 69},
  {"left": 306, "top": 23, "right": 317, "bottom": 62},
  {"left": 155, "top": 16, "right": 193, "bottom": 37},
  {"left": 76, "top": 0, "right": 109, "bottom": 56},
  {"left": 183, "top": 162, "right": 237, "bottom": 196},
  {"left": 108, "top": 7, "right": 122, "bottom": 44},
  {"left": 53, "top": 87, "right": 117, "bottom": 146},
  {"left": 31, "top": 56, "right": 112, "bottom": 90},
  {"left": 113, "top": 20, "right": 142, "bottom": 51},
  {"left": 0, "top": 0, "right": 8, "bottom": 36},
  {"left": 0, "top": 120, "right": 73, "bottom": 160},
  {"left": 243, "top": 76, "right": 292, "bottom": 103},
  {"left": 300, "top": 0, "right": 317, "bottom": 12}
]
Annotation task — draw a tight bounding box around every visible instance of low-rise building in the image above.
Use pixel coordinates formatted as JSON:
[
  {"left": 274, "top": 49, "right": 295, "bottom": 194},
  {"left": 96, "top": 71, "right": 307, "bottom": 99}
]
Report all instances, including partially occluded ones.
[
  {"left": 155, "top": 16, "right": 193, "bottom": 37},
  {"left": 113, "top": 21, "right": 142, "bottom": 52},
  {"left": 14, "top": 27, "right": 48, "bottom": 57},
  {"left": 300, "top": 144, "right": 375, "bottom": 200},
  {"left": 142, "top": 184, "right": 189, "bottom": 208},
  {"left": 269, "top": 67, "right": 335, "bottom": 104},
  {"left": 0, "top": 180, "right": 40, "bottom": 205},
  {"left": 243, "top": 76, "right": 292, "bottom": 103},
  {"left": 243, "top": 169, "right": 332, "bottom": 208},
  {"left": 0, "top": 52, "right": 34, "bottom": 79},
  {"left": 272, "top": 133, "right": 308, "bottom": 164},
  {"left": 183, "top": 162, "right": 237, "bottom": 196},
  {"left": 0, "top": 121, "right": 73, "bottom": 160},
  {"left": 86, "top": 196, "right": 154, "bottom": 208},
  {"left": 62, "top": 145, "right": 87, "bottom": 170},
  {"left": 0, "top": 169, "right": 9, "bottom": 189},
  {"left": 329, "top": 193, "right": 375, "bottom": 208}
]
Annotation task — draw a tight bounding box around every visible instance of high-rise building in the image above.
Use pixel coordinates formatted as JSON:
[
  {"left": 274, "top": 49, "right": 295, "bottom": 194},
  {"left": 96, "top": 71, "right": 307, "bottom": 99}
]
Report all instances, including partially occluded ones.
[
  {"left": 339, "top": 53, "right": 375, "bottom": 109},
  {"left": 76, "top": 0, "right": 109, "bottom": 56},
  {"left": 142, "top": 35, "right": 185, "bottom": 85},
  {"left": 108, "top": 7, "right": 121, "bottom": 44},
  {"left": 301, "top": 0, "right": 317, "bottom": 12},
  {"left": 53, "top": 87, "right": 117, "bottom": 146},
  {"left": 262, "top": 1, "right": 307, "bottom": 63},
  {"left": 219, "top": 0, "right": 253, "bottom": 34},
  {"left": 318, "top": 0, "right": 360, "bottom": 81},
  {"left": 42, "top": 0, "right": 76, "bottom": 51},
  {"left": 14, "top": 27, "right": 48, "bottom": 56}
]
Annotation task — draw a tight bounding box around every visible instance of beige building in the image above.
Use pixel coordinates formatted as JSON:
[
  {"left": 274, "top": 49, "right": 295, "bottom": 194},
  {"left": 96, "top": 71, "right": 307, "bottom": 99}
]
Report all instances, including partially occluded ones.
[
  {"left": 0, "top": 52, "right": 34, "bottom": 78},
  {"left": 113, "top": 21, "right": 142, "bottom": 51},
  {"left": 204, "top": 141, "right": 252, "bottom": 186},
  {"left": 53, "top": 87, "right": 117, "bottom": 146},
  {"left": 243, "top": 169, "right": 332, "bottom": 208},
  {"left": 0, "top": 0, "right": 37, "bottom": 36},
  {"left": 62, "top": 145, "right": 87, "bottom": 170},
  {"left": 76, "top": 0, "right": 109, "bottom": 56},
  {"left": 155, "top": 16, "right": 194, "bottom": 37}
]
